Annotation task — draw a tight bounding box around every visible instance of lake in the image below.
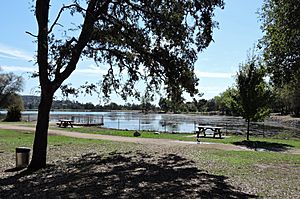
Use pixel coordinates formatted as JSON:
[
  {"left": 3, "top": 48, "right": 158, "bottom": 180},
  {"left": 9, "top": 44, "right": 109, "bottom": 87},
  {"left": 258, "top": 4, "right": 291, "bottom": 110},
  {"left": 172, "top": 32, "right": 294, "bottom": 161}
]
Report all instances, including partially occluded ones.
[{"left": 0, "top": 110, "right": 288, "bottom": 135}]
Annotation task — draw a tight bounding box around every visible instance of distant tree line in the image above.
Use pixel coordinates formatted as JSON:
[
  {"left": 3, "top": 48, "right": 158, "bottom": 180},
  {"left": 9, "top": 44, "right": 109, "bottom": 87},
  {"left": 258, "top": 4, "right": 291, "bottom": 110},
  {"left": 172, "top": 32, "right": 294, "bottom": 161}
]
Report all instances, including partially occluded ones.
[
  {"left": 22, "top": 96, "right": 158, "bottom": 112},
  {"left": 21, "top": 84, "right": 298, "bottom": 116}
]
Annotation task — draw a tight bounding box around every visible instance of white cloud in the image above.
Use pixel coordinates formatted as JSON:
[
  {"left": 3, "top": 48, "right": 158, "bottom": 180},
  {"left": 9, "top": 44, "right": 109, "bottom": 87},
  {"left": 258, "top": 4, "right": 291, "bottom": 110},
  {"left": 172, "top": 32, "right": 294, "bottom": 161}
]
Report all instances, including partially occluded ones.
[
  {"left": 1, "top": 63, "right": 108, "bottom": 76},
  {"left": 74, "top": 64, "right": 108, "bottom": 76},
  {"left": 0, "top": 53, "right": 18, "bottom": 60},
  {"left": 199, "top": 86, "right": 226, "bottom": 93},
  {"left": 0, "top": 44, "right": 33, "bottom": 61},
  {"left": 1, "top": 65, "right": 36, "bottom": 73},
  {"left": 195, "top": 70, "right": 233, "bottom": 78}
]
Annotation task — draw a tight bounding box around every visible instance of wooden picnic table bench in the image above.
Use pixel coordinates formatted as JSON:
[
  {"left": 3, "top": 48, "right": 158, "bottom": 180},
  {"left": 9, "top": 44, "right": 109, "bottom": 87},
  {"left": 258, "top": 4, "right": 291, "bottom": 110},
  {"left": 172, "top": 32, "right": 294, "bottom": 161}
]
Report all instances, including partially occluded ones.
[
  {"left": 196, "top": 125, "right": 223, "bottom": 141},
  {"left": 57, "top": 119, "right": 74, "bottom": 128}
]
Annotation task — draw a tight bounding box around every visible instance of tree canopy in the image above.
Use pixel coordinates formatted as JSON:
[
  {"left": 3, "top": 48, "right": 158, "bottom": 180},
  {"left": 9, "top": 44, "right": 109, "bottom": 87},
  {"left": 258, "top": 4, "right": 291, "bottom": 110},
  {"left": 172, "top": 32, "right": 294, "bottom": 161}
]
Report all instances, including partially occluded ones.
[
  {"left": 214, "top": 87, "right": 240, "bottom": 116},
  {"left": 37, "top": 0, "right": 224, "bottom": 100},
  {"left": 29, "top": 0, "right": 224, "bottom": 169},
  {"left": 0, "top": 69, "right": 24, "bottom": 108},
  {"left": 260, "top": 0, "right": 300, "bottom": 116},
  {"left": 260, "top": 0, "right": 300, "bottom": 86},
  {"left": 236, "top": 54, "right": 270, "bottom": 140}
]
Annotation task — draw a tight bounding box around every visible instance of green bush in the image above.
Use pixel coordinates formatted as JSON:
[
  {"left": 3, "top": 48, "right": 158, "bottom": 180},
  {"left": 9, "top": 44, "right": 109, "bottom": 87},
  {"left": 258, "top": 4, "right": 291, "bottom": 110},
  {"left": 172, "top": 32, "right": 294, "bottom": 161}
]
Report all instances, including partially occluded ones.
[{"left": 4, "top": 105, "right": 22, "bottom": 122}]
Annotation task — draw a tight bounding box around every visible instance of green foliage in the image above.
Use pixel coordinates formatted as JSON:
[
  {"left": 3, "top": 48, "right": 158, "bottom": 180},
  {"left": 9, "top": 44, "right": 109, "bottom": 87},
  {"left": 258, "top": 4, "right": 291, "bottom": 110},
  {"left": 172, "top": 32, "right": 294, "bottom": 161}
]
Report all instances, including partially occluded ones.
[
  {"left": 215, "top": 87, "right": 240, "bottom": 115},
  {"left": 13, "top": 94, "right": 24, "bottom": 109},
  {"left": 204, "top": 98, "right": 217, "bottom": 112},
  {"left": 269, "top": 83, "right": 300, "bottom": 116},
  {"left": 260, "top": 0, "right": 300, "bottom": 85},
  {"left": 140, "top": 94, "right": 154, "bottom": 113},
  {"left": 159, "top": 96, "right": 197, "bottom": 113},
  {"left": 158, "top": 97, "right": 171, "bottom": 113},
  {"left": 237, "top": 55, "right": 270, "bottom": 121},
  {"left": 38, "top": 0, "right": 225, "bottom": 101},
  {"left": 0, "top": 72, "right": 24, "bottom": 108},
  {"left": 0, "top": 70, "right": 24, "bottom": 121},
  {"left": 31, "top": 0, "right": 225, "bottom": 169},
  {"left": 4, "top": 105, "right": 23, "bottom": 122},
  {"left": 192, "top": 98, "right": 206, "bottom": 112},
  {"left": 289, "top": 82, "right": 300, "bottom": 116},
  {"left": 22, "top": 95, "right": 159, "bottom": 111},
  {"left": 268, "top": 86, "right": 289, "bottom": 114},
  {"left": 259, "top": 0, "right": 300, "bottom": 116},
  {"left": 279, "top": 80, "right": 300, "bottom": 116},
  {"left": 236, "top": 54, "right": 271, "bottom": 139},
  {"left": 83, "top": 102, "right": 95, "bottom": 110},
  {"left": 185, "top": 102, "right": 198, "bottom": 112}
]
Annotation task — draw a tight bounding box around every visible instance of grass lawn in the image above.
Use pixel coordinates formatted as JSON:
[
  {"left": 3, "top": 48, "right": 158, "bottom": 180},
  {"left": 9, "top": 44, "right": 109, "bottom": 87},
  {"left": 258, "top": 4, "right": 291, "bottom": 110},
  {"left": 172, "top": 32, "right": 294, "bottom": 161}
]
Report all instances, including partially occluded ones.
[
  {"left": 53, "top": 125, "right": 300, "bottom": 150},
  {"left": 5, "top": 121, "right": 300, "bottom": 149},
  {"left": 0, "top": 128, "right": 300, "bottom": 198}
]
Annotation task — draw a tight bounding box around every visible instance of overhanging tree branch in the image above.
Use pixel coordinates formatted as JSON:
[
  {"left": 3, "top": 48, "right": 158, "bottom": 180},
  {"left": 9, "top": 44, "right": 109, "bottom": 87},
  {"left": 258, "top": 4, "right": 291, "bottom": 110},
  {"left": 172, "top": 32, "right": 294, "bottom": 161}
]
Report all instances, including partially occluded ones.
[
  {"left": 30, "top": 0, "right": 224, "bottom": 170},
  {"left": 48, "top": 3, "right": 84, "bottom": 34},
  {"left": 25, "top": 31, "right": 38, "bottom": 38},
  {"left": 54, "top": 0, "right": 99, "bottom": 89}
]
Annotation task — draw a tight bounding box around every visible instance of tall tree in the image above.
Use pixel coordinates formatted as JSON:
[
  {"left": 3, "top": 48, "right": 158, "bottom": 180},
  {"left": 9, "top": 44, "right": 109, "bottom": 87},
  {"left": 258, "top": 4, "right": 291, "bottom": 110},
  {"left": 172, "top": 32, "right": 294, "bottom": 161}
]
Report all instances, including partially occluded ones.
[
  {"left": 0, "top": 70, "right": 24, "bottom": 108},
  {"left": 260, "top": 0, "right": 300, "bottom": 84},
  {"left": 259, "top": 0, "right": 300, "bottom": 115},
  {"left": 29, "top": 0, "right": 224, "bottom": 169},
  {"left": 236, "top": 55, "right": 270, "bottom": 140}
]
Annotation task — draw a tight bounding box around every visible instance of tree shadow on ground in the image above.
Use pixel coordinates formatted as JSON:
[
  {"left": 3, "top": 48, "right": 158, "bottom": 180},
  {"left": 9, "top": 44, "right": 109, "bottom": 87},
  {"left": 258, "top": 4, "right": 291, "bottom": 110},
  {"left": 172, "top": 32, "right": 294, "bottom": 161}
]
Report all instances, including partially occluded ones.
[
  {"left": 0, "top": 152, "right": 257, "bottom": 198},
  {"left": 232, "top": 140, "right": 294, "bottom": 152}
]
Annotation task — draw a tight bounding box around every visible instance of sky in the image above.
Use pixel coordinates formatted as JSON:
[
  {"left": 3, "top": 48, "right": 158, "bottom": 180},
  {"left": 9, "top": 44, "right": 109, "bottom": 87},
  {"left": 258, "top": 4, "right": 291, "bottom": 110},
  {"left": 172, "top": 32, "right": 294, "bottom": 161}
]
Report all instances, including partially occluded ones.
[{"left": 0, "top": 0, "right": 264, "bottom": 105}]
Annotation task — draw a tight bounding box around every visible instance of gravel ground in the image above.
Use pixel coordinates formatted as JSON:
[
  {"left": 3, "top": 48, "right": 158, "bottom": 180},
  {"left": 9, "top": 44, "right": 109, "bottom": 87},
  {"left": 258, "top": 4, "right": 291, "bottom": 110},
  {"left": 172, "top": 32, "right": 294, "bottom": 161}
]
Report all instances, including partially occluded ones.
[
  {"left": 0, "top": 124, "right": 254, "bottom": 151},
  {"left": 0, "top": 145, "right": 257, "bottom": 199},
  {"left": 1, "top": 143, "right": 299, "bottom": 199},
  {"left": 1, "top": 124, "right": 300, "bottom": 199}
]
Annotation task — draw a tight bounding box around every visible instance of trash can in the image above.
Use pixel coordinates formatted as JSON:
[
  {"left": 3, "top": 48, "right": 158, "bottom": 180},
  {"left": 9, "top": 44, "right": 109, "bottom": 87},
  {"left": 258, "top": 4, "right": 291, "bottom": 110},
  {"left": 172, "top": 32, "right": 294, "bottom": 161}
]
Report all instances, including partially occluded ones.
[{"left": 16, "top": 147, "right": 31, "bottom": 168}]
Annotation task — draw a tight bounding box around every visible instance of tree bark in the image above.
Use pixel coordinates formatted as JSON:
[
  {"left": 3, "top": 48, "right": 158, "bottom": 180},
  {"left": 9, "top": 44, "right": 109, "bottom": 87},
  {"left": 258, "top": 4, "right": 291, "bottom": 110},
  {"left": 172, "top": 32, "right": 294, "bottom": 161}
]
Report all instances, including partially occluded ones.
[
  {"left": 28, "top": 0, "right": 99, "bottom": 170},
  {"left": 28, "top": 90, "right": 53, "bottom": 169},
  {"left": 27, "top": 0, "right": 51, "bottom": 170}
]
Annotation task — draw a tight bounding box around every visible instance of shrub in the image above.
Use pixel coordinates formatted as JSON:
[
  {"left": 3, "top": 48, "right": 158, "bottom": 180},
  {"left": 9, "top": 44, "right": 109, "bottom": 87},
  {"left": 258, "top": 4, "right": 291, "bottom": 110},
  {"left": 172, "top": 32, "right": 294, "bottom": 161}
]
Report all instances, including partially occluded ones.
[{"left": 4, "top": 105, "right": 22, "bottom": 122}]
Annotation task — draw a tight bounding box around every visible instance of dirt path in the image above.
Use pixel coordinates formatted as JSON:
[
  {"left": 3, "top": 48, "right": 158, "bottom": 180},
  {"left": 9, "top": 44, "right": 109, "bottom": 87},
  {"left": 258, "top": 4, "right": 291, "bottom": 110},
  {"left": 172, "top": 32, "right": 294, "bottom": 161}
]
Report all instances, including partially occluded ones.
[{"left": 1, "top": 123, "right": 299, "bottom": 154}]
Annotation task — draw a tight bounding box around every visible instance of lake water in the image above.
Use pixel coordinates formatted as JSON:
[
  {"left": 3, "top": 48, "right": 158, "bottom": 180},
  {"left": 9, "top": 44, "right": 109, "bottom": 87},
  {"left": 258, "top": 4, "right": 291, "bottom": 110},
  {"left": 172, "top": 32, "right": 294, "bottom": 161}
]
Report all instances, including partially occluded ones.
[
  {"left": 33, "top": 111, "right": 247, "bottom": 132},
  {"left": 0, "top": 110, "right": 291, "bottom": 135}
]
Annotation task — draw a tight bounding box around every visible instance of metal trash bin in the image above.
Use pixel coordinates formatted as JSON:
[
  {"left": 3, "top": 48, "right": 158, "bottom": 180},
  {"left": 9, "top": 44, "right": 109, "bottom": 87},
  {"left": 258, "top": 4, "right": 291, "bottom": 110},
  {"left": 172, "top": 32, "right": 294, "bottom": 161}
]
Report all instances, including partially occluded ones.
[{"left": 16, "top": 147, "right": 31, "bottom": 168}]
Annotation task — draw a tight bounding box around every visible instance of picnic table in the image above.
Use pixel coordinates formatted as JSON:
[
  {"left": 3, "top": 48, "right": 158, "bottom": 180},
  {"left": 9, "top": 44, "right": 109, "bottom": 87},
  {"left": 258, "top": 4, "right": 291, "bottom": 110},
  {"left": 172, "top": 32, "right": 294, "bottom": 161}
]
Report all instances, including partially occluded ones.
[
  {"left": 57, "top": 120, "right": 74, "bottom": 128},
  {"left": 196, "top": 125, "right": 223, "bottom": 141}
]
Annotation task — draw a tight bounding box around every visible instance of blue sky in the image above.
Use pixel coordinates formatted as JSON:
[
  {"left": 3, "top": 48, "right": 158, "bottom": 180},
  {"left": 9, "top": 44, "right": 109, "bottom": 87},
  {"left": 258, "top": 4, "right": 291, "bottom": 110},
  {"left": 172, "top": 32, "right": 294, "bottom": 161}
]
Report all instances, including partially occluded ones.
[{"left": 0, "top": 0, "right": 263, "bottom": 105}]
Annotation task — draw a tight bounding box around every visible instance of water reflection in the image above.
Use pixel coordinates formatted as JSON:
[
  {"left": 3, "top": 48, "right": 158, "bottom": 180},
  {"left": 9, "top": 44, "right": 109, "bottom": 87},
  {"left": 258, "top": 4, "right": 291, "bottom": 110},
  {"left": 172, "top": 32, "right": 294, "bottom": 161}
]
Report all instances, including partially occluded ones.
[{"left": 10, "top": 111, "right": 300, "bottom": 136}]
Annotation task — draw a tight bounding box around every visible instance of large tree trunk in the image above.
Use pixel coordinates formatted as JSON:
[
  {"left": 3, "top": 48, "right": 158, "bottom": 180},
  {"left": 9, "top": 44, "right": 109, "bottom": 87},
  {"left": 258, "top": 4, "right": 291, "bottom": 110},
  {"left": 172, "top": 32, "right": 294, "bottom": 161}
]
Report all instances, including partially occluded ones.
[
  {"left": 28, "top": 90, "right": 53, "bottom": 170},
  {"left": 246, "top": 119, "right": 250, "bottom": 141},
  {"left": 28, "top": 0, "right": 97, "bottom": 170}
]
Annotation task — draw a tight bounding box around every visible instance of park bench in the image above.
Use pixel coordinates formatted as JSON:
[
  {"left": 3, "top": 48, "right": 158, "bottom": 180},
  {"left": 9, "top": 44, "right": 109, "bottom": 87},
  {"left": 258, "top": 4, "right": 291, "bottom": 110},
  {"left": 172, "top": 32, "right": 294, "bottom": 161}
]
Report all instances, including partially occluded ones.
[
  {"left": 196, "top": 125, "right": 223, "bottom": 142},
  {"left": 57, "top": 119, "right": 74, "bottom": 128}
]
